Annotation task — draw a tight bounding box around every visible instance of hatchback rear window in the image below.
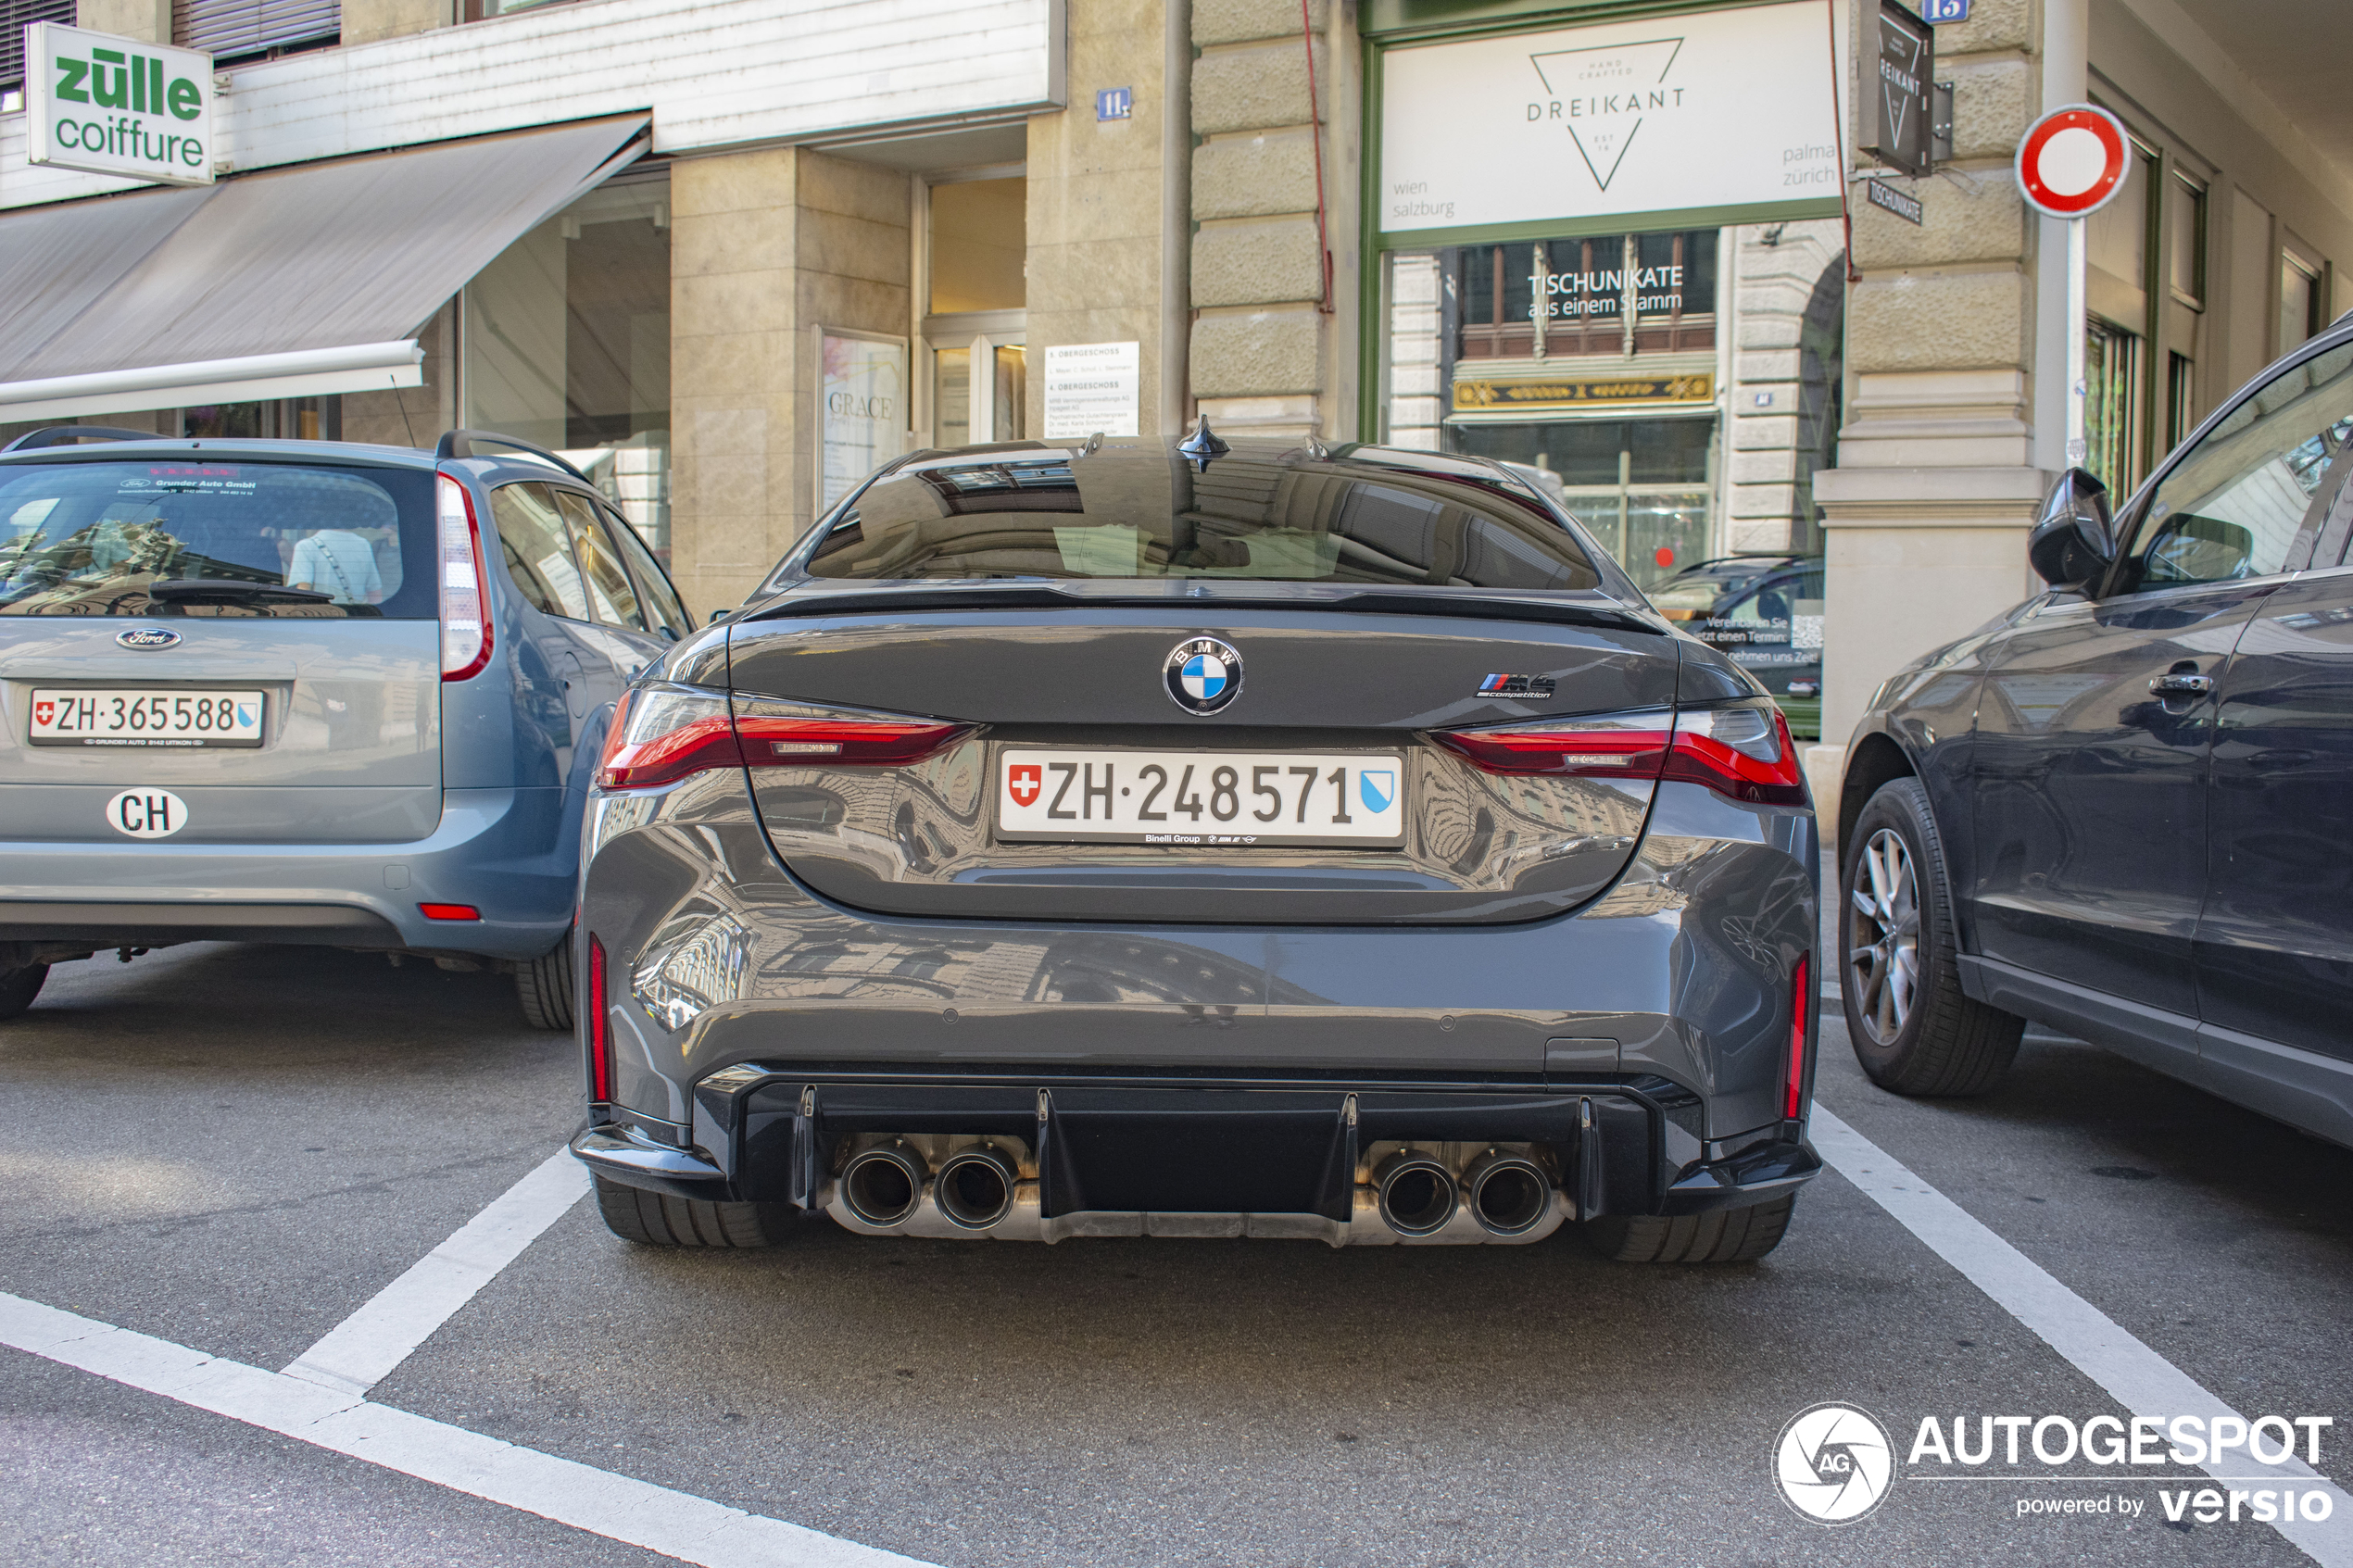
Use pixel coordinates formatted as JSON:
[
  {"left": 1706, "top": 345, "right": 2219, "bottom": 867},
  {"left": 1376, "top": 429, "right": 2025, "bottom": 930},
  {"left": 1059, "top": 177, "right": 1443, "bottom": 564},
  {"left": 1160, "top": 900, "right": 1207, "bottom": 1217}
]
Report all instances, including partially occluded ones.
[
  {"left": 0, "top": 460, "right": 435, "bottom": 618},
  {"left": 799, "top": 447, "right": 1603, "bottom": 591}
]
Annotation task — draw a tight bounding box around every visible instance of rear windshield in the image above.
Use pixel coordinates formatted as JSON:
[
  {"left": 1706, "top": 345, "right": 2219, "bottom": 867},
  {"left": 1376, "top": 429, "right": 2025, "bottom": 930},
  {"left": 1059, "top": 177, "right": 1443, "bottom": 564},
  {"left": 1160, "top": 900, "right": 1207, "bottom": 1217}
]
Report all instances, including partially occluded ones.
[
  {"left": 0, "top": 460, "right": 435, "bottom": 619},
  {"left": 798, "top": 446, "right": 1604, "bottom": 592}
]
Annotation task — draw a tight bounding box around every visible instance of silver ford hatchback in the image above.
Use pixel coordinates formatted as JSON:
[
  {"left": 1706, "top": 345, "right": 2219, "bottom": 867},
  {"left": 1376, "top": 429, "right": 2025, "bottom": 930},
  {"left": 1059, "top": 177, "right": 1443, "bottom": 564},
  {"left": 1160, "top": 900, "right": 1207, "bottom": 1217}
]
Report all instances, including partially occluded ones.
[{"left": 0, "top": 426, "right": 693, "bottom": 1025}]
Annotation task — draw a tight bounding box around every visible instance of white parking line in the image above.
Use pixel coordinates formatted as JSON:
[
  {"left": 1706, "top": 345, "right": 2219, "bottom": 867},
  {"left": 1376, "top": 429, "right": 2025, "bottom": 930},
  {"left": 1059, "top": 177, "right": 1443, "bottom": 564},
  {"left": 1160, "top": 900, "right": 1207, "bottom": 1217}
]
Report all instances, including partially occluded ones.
[
  {"left": 0, "top": 1290, "right": 935, "bottom": 1568},
  {"left": 1812, "top": 1104, "right": 2353, "bottom": 1565},
  {"left": 283, "top": 1148, "right": 588, "bottom": 1397}
]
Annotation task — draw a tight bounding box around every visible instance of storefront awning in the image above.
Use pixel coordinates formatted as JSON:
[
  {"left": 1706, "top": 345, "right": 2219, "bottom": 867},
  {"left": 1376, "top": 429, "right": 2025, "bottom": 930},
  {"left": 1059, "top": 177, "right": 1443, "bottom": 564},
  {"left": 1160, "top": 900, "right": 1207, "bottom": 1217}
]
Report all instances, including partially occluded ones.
[{"left": 0, "top": 115, "right": 650, "bottom": 423}]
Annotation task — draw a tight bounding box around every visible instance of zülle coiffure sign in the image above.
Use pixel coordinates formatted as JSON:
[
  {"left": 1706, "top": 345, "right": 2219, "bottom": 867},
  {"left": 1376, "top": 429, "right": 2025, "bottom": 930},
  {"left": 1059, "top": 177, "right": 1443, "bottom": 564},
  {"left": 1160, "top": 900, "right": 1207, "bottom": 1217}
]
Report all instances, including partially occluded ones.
[{"left": 24, "top": 22, "right": 216, "bottom": 187}]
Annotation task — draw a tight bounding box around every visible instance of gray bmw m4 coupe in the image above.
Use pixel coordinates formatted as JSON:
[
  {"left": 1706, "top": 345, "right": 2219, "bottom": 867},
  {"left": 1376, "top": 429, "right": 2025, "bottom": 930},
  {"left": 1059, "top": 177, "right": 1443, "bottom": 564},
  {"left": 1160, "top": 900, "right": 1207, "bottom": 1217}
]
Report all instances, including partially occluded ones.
[{"left": 570, "top": 433, "right": 1821, "bottom": 1262}]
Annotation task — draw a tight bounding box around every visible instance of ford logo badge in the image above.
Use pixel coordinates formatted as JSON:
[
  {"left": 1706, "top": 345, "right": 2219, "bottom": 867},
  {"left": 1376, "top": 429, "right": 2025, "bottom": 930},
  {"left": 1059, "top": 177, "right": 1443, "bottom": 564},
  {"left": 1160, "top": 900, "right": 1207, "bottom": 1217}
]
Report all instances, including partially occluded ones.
[{"left": 116, "top": 627, "right": 182, "bottom": 649}]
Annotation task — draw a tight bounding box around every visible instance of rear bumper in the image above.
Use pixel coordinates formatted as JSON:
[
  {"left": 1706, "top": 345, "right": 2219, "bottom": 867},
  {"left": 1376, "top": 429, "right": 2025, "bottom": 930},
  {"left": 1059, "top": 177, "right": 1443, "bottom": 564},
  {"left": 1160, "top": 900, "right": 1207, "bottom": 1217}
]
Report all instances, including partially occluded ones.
[
  {"left": 571, "top": 1070, "right": 1819, "bottom": 1243},
  {"left": 0, "top": 785, "right": 574, "bottom": 960}
]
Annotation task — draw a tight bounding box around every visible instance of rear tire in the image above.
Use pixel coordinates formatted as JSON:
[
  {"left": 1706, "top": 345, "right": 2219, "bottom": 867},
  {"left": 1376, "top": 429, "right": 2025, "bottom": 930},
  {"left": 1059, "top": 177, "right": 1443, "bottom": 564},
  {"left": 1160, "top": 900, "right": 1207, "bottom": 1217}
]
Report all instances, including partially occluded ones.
[
  {"left": 1841, "top": 778, "right": 2022, "bottom": 1096},
  {"left": 516, "top": 930, "right": 574, "bottom": 1031},
  {"left": 592, "top": 1173, "right": 799, "bottom": 1248},
  {"left": 0, "top": 963, "right": 48, "bottom": 1020},
  {"left": 1582, "top": 1192, "right": 1796, "bottom": 1263}
]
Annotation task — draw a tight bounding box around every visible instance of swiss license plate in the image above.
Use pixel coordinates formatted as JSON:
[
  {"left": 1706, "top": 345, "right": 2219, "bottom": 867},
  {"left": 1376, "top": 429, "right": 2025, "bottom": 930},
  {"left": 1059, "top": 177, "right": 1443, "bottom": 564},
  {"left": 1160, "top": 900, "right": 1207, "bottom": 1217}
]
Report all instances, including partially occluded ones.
[
  {"left": 997, "top": 748, "right": 1406, "bottom": 847},
  {"left": 29, "top": 688, "right": 266, "bottom": 747}
]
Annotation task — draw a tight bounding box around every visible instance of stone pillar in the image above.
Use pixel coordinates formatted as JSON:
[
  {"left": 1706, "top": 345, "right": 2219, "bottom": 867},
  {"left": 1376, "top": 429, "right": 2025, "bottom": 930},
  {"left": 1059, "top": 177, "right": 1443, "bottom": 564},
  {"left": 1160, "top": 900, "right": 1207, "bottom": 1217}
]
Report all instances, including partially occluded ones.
[
  {"left": 1726, "top": 219, "right": 1847, "bottom": 553},
  {"left": 1810, "top": 0, "right": 2049, "bottom": 747},
  {"left": 1026, "top": 0, "right": 1188, "bottom": 438},
  {"left": 669, "top": 149, "right": 909, "bottom": 615},
  {"left": 1189, "top": 0, "right": 1328, "bottom": 440},
  {"left": 75, "top": 0, "right": 170, "bottom": 42}
]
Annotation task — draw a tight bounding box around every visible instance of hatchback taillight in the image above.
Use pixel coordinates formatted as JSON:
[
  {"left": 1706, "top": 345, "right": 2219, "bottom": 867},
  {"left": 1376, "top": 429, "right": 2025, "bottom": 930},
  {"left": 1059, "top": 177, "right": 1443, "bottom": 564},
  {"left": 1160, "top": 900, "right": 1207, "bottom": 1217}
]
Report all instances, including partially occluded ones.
[
  {"left": 1436, "top": 699, "right": 1806, "bottom": 808},
  {"left": 595, "top": 685, "right": 975, "bottom": 791},
  {"left": 436, "top": 474, "right": 493, "bottom": 682}
]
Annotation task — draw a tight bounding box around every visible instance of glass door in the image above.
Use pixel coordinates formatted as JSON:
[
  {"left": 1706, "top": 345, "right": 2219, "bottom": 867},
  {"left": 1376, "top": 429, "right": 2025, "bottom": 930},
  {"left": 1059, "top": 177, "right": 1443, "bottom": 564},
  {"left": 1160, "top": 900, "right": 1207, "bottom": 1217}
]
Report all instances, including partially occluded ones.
[{"left": 930, "top": 334, "right": 1026, "bottom": 447}]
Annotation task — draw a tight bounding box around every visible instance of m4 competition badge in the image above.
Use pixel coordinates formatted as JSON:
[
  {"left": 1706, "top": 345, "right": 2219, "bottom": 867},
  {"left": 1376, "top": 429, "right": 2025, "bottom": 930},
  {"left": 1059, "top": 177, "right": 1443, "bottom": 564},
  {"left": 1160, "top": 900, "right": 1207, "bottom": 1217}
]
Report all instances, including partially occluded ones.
[{"left": 1164, "top": 636, "right": 1243, "bottom": 716}]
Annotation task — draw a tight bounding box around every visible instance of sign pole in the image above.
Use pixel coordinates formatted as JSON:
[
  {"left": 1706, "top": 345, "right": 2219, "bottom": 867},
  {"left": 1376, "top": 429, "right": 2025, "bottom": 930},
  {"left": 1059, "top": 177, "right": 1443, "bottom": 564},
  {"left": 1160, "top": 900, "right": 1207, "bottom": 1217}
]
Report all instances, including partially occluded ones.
[
  {"left": 2065, "top": 216, "right": 2087, "bottom": 468},
  {"left": 2014, "top": 104, "right": 2130, "bottom": 473}
]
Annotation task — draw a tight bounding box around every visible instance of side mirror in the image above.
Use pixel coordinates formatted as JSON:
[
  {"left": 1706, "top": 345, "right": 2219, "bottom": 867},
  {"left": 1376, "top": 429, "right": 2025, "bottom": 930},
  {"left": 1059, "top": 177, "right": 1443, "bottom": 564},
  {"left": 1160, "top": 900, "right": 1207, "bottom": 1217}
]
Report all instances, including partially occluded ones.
[{"left": 2028, "top": 468, "right": 2116, "bottom": 589}]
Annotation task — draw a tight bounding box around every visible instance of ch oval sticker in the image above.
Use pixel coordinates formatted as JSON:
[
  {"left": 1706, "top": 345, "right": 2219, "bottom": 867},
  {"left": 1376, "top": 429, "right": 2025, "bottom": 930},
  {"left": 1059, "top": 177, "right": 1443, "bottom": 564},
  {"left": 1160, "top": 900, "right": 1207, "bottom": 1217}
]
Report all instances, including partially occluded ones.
[{"left": 107, "top": 789, "right": 189, "bottom": 839}]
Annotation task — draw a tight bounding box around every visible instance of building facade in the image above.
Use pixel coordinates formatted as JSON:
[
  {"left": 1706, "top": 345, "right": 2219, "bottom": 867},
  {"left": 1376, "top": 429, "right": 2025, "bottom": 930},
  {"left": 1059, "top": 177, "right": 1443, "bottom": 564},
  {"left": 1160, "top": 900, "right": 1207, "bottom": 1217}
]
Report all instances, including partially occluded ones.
[{"left": 5, "top": 0, "right": 2348, "bottom": 771}]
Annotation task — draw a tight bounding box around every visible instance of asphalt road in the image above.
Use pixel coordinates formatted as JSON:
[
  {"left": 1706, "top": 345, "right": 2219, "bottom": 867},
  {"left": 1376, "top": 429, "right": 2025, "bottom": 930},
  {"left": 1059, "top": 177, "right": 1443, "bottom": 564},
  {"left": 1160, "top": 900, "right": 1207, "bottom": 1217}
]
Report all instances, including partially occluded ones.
[{"left": 3, "top": 887, "right": 2348, "bottom": 1567}]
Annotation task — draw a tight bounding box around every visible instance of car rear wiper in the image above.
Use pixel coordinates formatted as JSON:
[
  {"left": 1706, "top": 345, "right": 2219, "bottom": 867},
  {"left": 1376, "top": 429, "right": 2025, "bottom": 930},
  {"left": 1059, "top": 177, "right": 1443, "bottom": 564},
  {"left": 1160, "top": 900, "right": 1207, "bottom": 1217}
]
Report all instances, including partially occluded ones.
[{"left": 145, "top": 578, "right": 335, "bottom": 607}]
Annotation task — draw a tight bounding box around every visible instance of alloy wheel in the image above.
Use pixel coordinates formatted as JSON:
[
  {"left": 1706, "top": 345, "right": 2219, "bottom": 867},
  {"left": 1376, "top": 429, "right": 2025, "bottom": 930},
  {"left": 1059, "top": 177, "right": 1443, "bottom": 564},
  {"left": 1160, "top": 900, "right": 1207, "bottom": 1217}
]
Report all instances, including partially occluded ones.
[{"left": 1848, "top": 828, "right": 1922, "bottom": 1046}]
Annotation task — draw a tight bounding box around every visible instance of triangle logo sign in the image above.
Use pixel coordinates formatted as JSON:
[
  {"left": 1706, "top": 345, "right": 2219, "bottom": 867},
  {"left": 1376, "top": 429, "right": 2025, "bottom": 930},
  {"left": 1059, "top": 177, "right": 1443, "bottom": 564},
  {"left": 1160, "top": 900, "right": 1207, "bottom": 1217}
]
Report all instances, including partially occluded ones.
[{"left": 1527, "top": 37, "right": 1685, "bottom": 193}]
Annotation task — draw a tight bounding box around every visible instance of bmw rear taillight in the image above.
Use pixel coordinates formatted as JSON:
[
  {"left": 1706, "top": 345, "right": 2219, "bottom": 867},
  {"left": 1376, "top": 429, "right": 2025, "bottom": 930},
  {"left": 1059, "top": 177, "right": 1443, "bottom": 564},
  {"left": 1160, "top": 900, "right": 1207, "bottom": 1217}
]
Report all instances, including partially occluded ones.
[
  {"left": 587, "top": 933, "right": 610, "bottom": 1102},
  {"left": 594, "top": 684, "right": 975, "bottom": 791},
  {"left": 436, "top": 473, "right": 493, "bottom": 682},
  {"left": 1436, "top": 699, "right": 1806, "bottom": 808},
  {"left": 1431, "top": 709, "right": 1674, "bottom": 779},
  {"left": 1785, "top": 951, "right": 1811, "bottom": 1120},
  {"left": 1664, "top": 703, "right": 1807, "bottom": 808}
]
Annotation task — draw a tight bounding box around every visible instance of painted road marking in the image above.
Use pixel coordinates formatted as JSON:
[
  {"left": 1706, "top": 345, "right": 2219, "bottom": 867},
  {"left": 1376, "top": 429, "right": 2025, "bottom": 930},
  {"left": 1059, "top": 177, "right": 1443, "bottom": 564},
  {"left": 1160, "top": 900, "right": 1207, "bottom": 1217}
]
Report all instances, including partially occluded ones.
[
  {"left": 284, "top": 1148, "right": 587, "bottom": 1397},
  {"left": 1813, "top": 1104, "right": 2353, "bottom": 1566},
  {"left": 0, "top": 1290, "right": 934, "bottom": 1568}
]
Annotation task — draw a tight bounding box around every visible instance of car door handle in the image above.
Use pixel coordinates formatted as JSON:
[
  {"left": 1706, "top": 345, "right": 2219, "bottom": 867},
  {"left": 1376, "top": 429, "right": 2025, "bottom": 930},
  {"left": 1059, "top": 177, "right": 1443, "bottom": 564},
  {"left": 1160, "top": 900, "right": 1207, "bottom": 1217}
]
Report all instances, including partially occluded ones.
[{"left": 2148, "top": 673, "right": 2213, "bottom": 697}]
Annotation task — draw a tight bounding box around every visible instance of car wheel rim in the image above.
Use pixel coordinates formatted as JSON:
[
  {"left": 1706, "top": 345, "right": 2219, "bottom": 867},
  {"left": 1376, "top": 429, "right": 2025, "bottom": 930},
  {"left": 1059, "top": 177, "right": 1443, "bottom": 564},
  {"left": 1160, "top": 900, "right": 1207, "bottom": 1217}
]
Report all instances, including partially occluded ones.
[{"left": 1848, "top": 827, "right": 1922, "bottom": 1047}]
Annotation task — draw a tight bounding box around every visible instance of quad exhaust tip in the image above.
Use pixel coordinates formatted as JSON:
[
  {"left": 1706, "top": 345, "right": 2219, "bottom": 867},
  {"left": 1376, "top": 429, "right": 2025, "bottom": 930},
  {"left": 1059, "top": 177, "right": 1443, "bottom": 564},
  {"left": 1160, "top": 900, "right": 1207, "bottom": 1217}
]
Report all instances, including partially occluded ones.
[
  {"left": 1374, "top": 1150, "right": 1458, "bottom": 1237},
  {"left": 1464, "top": 1149, "right": 1551, "bottom": 1236},
  {"left": 842, "top": 1141, "right": 927, "bottom": 1228},
  {"left": 934, "top": 1143, "right": 1019, "bottom": 1230}
]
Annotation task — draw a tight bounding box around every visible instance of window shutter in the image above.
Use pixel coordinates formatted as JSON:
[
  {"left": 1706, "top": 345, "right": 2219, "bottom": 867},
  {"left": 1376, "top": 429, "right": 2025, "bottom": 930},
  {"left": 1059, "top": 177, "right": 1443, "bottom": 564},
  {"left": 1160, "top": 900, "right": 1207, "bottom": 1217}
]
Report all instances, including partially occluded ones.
[
  {"left": 3, "top": 0, "right": 80, "bottom": 90},
  {"left": 173, "top": 0, "right": 340, "bottom": 58}
]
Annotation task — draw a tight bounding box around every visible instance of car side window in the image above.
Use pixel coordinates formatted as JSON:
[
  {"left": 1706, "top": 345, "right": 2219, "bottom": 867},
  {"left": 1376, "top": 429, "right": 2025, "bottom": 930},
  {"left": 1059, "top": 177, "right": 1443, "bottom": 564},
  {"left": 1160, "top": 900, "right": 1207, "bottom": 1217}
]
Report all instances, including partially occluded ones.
[
  {"left": 601, "top": 503, "right": 693, "bottom": 638},
  {"left": 554, "top": 490, "right": 647, "bottom": 632},
  {"left": 490, "top": 483, "right": 591, "bottom": 621},
  {"left": 2125, "top": 342, "right": 2353, "bottom": 590}
]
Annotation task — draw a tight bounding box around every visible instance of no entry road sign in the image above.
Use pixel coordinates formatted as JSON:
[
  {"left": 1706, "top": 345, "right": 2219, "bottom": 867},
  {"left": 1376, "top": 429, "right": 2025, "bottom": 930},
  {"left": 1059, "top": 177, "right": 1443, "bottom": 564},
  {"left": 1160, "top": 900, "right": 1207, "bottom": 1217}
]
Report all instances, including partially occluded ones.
[{"left": 2016, "top": 105, "right": 2132, "bottom": 219}]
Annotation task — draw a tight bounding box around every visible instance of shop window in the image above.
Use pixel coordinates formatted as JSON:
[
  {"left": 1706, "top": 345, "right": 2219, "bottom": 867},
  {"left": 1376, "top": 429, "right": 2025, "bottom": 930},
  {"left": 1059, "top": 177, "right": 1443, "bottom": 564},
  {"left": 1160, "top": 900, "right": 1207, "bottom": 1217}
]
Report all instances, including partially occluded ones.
[
  {"left": 2165, "top": 352, "right": 2196, "bottom": 456},
  {"left": 2085, "top": 143, "right": 2153, "bottom": 295},
  {"left": 2084, "top": 317, "right": 2140, "bottom": 495},
  {"left": 179, "top": 396, "right": 341, "bottom": 441},
  {"left": 175, "top": 0, "right": 339, "bottom": 59},
  {"left": 1448, "top": 417, "right": 1715, "bottom": 588},
  {"left": 463, "top": 174, "right": 672, "bottom": 559},
  {"left": 1451, "top": 231, "right": 1715, "bottom": 361},
  {"left": 2281, "top": 252, "right": 2324, "bottom": 354},
  {"left": 2167, "top": 174, "right": 2206, "bottom": 310}
]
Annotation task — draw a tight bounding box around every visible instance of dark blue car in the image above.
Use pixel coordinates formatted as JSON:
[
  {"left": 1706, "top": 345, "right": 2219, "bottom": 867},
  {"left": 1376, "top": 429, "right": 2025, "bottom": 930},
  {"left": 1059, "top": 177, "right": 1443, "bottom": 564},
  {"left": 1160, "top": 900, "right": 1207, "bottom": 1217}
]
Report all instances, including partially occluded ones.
[{"left": 1837, "top": 320, "right": 2353, "bottom": 1149}]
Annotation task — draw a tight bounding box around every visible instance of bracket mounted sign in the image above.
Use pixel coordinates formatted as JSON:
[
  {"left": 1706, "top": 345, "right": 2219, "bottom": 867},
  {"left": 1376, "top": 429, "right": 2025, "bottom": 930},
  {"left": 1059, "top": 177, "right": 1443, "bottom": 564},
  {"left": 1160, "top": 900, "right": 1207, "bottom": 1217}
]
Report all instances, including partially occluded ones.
[
  {"left": 24, "top": 22, "right": 217, "bottom": 187},
  {"left": 1858, "top": 0, "right": 1934, "bottom": 178}
]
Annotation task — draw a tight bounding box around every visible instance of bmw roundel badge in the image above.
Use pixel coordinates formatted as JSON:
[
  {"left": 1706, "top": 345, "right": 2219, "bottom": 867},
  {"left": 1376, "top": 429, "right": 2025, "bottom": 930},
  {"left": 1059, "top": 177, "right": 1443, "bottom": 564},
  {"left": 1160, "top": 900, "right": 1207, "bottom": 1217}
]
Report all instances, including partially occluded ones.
[{"left": 1164, "top": 635, "right": 1243, "bottom": 715}]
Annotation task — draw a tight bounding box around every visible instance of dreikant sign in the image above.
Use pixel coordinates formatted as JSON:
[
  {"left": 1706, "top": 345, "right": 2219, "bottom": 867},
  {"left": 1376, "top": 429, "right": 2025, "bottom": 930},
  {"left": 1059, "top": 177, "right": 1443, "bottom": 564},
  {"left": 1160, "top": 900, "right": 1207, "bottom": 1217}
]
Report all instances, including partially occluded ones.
[
  {"left": 1378, "top": 0, "right": 1841, "bottom": 237},
  {"left": 25, "top": 23, "right": 215, "bottom": 187}
]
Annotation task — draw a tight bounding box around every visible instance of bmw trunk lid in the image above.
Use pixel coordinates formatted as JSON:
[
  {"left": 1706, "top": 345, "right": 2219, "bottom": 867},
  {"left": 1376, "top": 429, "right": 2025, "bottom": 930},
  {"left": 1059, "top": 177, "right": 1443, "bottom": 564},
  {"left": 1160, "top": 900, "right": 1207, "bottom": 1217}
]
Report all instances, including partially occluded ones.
[{"left": 706, "top": 439, "right": 1704, "bottom": 924}]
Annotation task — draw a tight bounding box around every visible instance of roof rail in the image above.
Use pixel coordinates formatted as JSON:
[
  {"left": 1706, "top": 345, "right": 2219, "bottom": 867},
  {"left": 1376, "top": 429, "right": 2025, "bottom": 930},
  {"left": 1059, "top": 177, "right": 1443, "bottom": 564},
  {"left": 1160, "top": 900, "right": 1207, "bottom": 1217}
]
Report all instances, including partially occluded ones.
[
  {"left": 1, "top": 426, "right": 167, "bottom": 453},
  {"left": 434, "top": 429, "right": 591, "bottom": 483}
]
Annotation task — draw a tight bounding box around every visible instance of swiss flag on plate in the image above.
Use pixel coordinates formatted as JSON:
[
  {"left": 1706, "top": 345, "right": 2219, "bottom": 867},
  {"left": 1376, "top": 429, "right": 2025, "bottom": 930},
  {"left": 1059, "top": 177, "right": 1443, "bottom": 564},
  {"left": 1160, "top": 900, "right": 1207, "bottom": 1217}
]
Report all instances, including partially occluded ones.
[
  {"left": 1007, "top": 763, "right": 1042, "bottom": 808},
  {"left": 33, "top": 700, "right": 54, "bottom": 727}
]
